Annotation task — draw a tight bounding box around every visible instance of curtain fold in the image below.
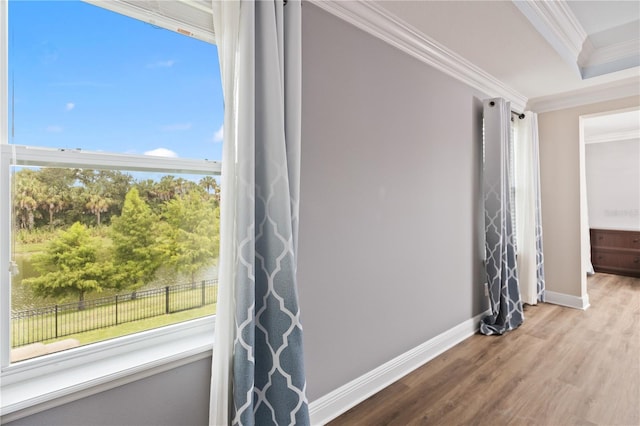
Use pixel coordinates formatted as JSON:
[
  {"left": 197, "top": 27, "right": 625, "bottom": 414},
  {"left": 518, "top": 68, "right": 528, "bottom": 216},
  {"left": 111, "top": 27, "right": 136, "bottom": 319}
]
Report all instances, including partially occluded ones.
[
  {"left": 528, "top": 113, "right": 546, "bottom": 301},
  {"left": 480, "top": 98, "right": 524, "bottom": 335},
  {"left": 513, "top": 112, "right": 546, "bottom": 305},
  {"left": 209, "top": 1, "right": 309, "bottom": 425}
]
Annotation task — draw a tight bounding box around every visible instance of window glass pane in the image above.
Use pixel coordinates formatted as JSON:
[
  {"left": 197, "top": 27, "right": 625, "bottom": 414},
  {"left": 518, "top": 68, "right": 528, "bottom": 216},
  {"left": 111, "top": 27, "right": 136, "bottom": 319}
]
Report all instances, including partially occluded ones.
[
  {"left": 10, "top": 166, "right": 219, "bottom": 361},
  {"left": 9, "top": 0, "right": 223, "bottom": 161},
  {"left": 6, "top": 0, "right": 223, "bottom": 363}
]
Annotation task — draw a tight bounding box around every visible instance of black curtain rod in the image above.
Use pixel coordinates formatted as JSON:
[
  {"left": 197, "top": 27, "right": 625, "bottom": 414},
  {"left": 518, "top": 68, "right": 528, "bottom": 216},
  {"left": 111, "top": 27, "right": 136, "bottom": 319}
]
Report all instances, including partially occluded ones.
[
  {"left": 511, "top": 111, "right": 525, "bottom": 120},
  {"left": 487, "top": 101, "right": 525, "bottom": 119}
]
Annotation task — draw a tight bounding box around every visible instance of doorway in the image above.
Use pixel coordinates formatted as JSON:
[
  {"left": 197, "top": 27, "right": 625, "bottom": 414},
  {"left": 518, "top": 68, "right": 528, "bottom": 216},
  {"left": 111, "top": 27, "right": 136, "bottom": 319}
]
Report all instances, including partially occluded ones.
[{"left": 580, "top": 107, "right": 640, "bottom": 279}]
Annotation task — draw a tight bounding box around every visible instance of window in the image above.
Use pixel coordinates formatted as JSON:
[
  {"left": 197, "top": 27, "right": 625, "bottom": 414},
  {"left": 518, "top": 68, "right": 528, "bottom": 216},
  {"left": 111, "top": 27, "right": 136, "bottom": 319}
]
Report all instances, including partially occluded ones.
[{"left": 1, "top": 0, "right": 222, "bottom": 419}]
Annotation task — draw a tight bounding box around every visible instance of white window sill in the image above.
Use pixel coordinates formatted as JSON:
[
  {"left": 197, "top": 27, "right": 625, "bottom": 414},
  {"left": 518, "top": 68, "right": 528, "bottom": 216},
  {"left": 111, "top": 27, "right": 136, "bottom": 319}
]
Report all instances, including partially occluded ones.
[{"left": 0, "top": 316, "right": 215, "bottom": 423}]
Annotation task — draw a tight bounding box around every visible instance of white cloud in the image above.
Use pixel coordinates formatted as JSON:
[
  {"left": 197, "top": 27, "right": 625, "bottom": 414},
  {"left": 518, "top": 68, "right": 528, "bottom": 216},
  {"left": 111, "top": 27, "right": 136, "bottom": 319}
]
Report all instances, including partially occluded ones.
[
  {"left": 144, "top": 148, "right": 178, "bottom": 158},
  {"left": 161, "top": 123, "right": 192, "bottom": 132},
  {"left": 147, "top": 60, "right": 175, "bottom": 69},
  {"left": 213, "top": 124, "right": 224, "bottom": 142},
  {"left": 66, "top": 102, "right": 75, "bottom": 111},
  {"left": 46, "top": 125, "right": 63, "bottom": 133}
]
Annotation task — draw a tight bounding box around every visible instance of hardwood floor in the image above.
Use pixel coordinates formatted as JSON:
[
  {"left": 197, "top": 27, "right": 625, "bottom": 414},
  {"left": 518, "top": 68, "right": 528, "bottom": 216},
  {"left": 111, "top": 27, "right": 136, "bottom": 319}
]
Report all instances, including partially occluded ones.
[{"left": 329, "top": 274, "right": 640, "bottom": 426}]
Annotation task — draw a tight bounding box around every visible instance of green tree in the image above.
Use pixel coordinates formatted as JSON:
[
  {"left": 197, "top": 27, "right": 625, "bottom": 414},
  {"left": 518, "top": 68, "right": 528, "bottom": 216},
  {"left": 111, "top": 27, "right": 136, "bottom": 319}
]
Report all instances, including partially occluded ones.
[
  {"left": 156, "top": 175, "right": 177, "bottom": 201},
  {"left": 78, "top": 169, "right": 132, "bottom": 225},
  {"left": 23, "top": 222, "right": 112, "bottom": 308},
  {"left": 139, "top": 178, "right": 170, "bottom": 214},
  {"left": 41, "top": 187, "right": 66, "bottom": 228},
  {"left": 157, "top": 192, "right": 219, "bottom": 283},
  {"left": 99, "top": 170, "right": 133, "bottom": 219},
  {"left": 135, "top": 178, "right": 158, "bottom": 200},
  {"left": 85, "top": 192, "right": 113, "bottom": 226},
  {"left": 36, "top": 168, "right": 76, "bottom": 228},
  {"left": 14, "top": 169, "right": 44, "bottom": 230},
  {"left": 110, "top": 188, "right": 160, "bottom": 291},
  {"left": 199, "top": 176, "right": 220, "bottom": 204},
  {"left": 63, "top": 185, "right": 88, "bottom": 226}
]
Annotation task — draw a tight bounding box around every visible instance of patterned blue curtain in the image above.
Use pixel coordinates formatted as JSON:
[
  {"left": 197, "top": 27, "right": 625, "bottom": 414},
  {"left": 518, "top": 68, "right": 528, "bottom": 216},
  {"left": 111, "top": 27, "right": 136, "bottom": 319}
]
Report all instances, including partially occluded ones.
[
  {"left": 209, "top": 1, "right": 309, "bottom": 425},
  {"left": 480, "top": 98, "right": 524, "bottom": 335}
]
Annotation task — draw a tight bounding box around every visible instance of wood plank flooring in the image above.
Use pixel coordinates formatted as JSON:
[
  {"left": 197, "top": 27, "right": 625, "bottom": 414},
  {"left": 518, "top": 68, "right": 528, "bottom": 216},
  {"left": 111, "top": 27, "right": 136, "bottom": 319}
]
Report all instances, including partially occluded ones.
[{"left": 329, "top": 274, "right": 640, "bottom": 426}]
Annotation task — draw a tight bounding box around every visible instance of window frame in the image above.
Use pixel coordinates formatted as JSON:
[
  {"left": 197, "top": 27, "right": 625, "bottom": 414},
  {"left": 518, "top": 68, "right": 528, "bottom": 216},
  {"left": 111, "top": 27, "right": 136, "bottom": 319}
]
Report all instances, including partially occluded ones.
[{"left": 0, "top": 1, "right": 221, "bottom": 421}]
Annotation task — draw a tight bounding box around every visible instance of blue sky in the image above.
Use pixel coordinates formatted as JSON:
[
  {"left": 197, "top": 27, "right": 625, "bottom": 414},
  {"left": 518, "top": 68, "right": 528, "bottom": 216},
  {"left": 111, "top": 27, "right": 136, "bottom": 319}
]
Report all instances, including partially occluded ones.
[{"left": 9, "top": 0, "right": 223, "bottom": 161}]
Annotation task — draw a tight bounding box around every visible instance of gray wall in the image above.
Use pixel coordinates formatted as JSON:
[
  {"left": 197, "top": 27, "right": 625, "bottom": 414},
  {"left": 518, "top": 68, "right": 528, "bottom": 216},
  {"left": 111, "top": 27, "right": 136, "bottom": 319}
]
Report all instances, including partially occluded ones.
[
  {"left": 5, "top": 358, "right": 212, "bottom": 426},
  {"left": 586, "top": 138, "right": 640, "bottom": 231},
  {"left": 298, "top": 4, "right": 487, "bottom": 402},
  {"left": 5, "top": 4, "right": 488, "bottom": 424}
]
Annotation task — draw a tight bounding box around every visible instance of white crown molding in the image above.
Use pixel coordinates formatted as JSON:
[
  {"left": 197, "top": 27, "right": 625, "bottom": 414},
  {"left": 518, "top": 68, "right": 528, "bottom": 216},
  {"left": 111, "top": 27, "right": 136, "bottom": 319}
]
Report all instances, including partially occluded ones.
[
  {"left": 584, "top": 38, "right": 640, "bottom": 68},
  {"left": 577, "top": 37, "right": 595, "bottom": 69},
  {"left": 527, "top": 77, "right": 640, "bottom": 113},
  {"left": 513, "top": 0, "right": 586, "bottom": 77},
  {"left": 513, "top": 0, "right": 640, "bottom": 80},
  {"left": 585, "top": 129, "right": 640, "bottom": 144},
  {"left": 310, "top": 0, "right": 528, "bottom": 111}
]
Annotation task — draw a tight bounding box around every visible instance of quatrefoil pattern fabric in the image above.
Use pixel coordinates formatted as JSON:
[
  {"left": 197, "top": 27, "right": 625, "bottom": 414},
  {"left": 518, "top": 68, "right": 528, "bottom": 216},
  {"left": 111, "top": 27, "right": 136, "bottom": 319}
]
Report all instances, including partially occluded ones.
[
  {"left": 230, "top": 1, "right": 309, "bottom": 425},
  {"left": 480, "top": 98, "right": 524, "bottom": 335}
]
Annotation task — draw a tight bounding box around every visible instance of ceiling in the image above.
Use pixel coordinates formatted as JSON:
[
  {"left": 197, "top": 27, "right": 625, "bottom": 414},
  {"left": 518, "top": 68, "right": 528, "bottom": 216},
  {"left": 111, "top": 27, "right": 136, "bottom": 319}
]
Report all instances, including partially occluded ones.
[
  {"left": 373, "top": 0, "right": 640, "bottom": 106},
  {"left": 567, "top": 1, "right": 638, "bottom": 38}
]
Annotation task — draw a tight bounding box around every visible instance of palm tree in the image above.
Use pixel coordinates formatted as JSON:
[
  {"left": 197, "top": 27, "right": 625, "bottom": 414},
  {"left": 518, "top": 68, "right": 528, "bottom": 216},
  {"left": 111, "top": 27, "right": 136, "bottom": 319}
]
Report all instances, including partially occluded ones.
[
  {"left": 14, "top": 170, "right": 44, "bottom": 230},
  {"left": 199, "top": 176, "right": 216, "bottom": 193},
  {"left": 42, "top": 187, "right": 66, "bottom": 228},
  {"left": 85, "top": 193, "right": 113, "bottom": 226},
  {"left": 157, "top": 175, "right": 177, "bottom": 201},
  {"left": 136, "top": 179, "right": 159, "bottom": 202},
  {"left": 199, "top": 176, "right": 220, "bottom": 203}
]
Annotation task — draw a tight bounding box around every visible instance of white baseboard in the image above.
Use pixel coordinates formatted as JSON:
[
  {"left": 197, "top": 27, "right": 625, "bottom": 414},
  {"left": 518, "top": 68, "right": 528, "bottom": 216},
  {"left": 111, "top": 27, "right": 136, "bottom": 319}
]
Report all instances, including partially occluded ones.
[
  {"left": 544, "top": 290, "right": 590, "bottom": 310},
  {"left": 308, "top": 310, "right": 489, "bottom": 425}
]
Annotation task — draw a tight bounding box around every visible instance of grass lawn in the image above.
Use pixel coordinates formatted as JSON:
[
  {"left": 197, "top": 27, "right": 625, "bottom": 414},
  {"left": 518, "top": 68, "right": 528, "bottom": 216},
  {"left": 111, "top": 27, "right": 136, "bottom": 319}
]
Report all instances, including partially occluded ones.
[
  {"left": 12, "top": 285, "right": 217, "bottom": 347},
  {"left": 14, "top": 241, "right": 47, "bottom": 254}
]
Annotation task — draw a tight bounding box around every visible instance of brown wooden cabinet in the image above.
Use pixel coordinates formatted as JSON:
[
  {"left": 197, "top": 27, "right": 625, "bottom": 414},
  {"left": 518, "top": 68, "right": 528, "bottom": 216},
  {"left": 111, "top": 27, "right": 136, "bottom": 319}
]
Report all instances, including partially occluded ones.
[{"left": 590, "top": 228, "right": 640, "bottom": 278}]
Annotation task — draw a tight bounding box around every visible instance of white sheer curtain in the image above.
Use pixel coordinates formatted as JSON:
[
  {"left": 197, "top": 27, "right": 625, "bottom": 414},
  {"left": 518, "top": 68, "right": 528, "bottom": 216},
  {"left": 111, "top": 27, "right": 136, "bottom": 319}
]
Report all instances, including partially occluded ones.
[
  {"left": 209, "top": 1, "right": 308, "bottom": 425},
  {"left": 209, "top": 2, "right": 251, "bottom": 424},
  {"left": 513, "top": 113, "right": 546, "bottom": 305},
  {"left": 514, "top": 115, "right": 537, "bottom": 305}
]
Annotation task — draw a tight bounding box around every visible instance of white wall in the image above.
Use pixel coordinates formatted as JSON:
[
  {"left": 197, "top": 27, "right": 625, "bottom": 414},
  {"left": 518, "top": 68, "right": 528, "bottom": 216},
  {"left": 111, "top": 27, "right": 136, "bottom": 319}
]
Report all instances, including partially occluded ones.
[{"left": 585, "top": 138, "right": 640, "bottom": 231}]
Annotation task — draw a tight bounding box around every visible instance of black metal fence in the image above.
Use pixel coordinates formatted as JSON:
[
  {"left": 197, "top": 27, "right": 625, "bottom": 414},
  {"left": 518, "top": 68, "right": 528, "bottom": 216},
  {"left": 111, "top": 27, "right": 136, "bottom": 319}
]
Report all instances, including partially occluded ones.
[{"left": 11, "top": 279, "right": 218, "bottom": 347}]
